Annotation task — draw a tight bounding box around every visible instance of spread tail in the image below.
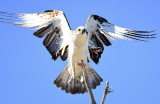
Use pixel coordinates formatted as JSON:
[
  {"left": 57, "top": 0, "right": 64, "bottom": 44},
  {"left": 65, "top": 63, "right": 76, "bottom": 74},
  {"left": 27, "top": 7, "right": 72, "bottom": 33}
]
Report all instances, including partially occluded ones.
[{"left": 54, "top": 64, "right": 103, "bottom": 94}]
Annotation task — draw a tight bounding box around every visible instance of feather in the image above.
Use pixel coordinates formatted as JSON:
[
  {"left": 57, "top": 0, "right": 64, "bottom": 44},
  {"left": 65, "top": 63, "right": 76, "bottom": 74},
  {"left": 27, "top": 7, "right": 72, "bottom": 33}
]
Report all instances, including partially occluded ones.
[{"left": 85, "top": 14, "right": 156, "bottom": 64}]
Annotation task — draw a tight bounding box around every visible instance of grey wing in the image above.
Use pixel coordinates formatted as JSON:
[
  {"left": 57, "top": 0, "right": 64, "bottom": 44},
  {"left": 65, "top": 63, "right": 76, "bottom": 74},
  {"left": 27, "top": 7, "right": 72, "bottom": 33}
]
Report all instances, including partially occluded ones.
[
  {"left": 42, "top": 26, "right": 69, "bottom": 60},
  {"left": 0, "top": 10, "right": 71, "bottom": 61},
  {"left": 85, "top": 15, "right": 156, "bottom": 64}
]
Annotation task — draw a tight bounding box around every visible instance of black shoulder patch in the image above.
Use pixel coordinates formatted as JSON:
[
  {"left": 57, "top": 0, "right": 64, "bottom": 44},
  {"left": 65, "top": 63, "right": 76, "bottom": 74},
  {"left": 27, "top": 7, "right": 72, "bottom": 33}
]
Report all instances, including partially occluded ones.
[
  {"left": 92, "top": 15, "right": 108, "bottom": 24},
  {"left": 44, "top": 10, "right": 54, "bottom": 12}
]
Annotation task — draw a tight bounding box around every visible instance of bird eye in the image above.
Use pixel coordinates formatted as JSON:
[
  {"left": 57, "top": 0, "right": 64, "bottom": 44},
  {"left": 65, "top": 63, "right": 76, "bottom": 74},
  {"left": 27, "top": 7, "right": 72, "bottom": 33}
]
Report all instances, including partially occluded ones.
[{"left": 78, "top": 29, "right": 81, "bottom": 31}]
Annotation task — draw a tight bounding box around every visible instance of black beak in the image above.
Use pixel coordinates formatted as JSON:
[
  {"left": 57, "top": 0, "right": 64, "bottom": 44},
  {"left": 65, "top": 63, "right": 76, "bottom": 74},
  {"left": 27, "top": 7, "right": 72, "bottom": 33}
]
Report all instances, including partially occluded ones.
[{"left": 82, "top": 29, "right": 86, "bottom": 34}]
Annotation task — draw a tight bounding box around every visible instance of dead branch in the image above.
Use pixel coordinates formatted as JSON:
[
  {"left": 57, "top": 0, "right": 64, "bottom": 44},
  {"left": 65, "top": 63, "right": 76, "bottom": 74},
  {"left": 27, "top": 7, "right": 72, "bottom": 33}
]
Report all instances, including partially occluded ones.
[
  {"left": 101, "top": 81, "right": 113, "bottom": 104},
  {"left": 80, "top": 60, "right": 112, "bottom": 104},
  {"left": 81, "top": 60, "right": 96, "bottom": 104}
]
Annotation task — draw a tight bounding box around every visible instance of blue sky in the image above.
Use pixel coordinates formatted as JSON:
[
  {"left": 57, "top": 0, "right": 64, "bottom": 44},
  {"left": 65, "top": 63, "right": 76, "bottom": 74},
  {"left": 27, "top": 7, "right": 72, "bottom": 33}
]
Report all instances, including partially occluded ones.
[{"left": 0, "top": 0, "right": 160, "bottom": 104}]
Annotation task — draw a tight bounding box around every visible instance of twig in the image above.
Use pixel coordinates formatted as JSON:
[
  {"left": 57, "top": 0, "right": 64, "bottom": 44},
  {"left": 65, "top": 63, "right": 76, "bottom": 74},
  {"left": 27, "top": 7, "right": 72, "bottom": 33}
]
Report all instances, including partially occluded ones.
[
  {"left": 81, "top": 60, "right": 96, "bottom": 104},
  {"left": 101, "top": 81, "right": 113, "bottom": 104},
  {"left": 79, "top": 60, "right": 112, "bottom": 104}
]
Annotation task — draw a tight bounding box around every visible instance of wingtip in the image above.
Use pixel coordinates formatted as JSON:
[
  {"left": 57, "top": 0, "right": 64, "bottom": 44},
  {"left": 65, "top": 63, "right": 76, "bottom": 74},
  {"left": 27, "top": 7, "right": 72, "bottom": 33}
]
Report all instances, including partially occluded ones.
[{"left": 127, "top": 29, "right": 156, "bottom": 33}]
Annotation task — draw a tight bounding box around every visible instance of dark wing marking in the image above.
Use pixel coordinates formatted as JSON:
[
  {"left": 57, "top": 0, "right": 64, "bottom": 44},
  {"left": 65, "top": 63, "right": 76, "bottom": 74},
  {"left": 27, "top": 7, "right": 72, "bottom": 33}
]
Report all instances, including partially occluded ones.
[
  {"left": 0, "top": 10, "right": 71, "bottom": 61},
  {"left": 95, "top": 29, "right": 111, "bottom": 46},
  {"left": 33, "top": 23, "right": 53, "bottom": 38},
  {"left": 89, "top": 34, "right": 104, "bottom": 64},
  {"left": 85, "top": 15, "right": 156, "bottom": 64},
  {"left": 43, "top": 27, "right": 61, "bottom": 60},
  {"left": 60, "top": 45, "right": 68, "bottom": 61}
]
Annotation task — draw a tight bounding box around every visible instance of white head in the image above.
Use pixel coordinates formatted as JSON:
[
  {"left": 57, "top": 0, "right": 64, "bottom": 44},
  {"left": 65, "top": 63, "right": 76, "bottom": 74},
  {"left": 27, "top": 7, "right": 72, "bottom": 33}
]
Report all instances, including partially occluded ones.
[
  {"left": 74, "top": 26, "right": 88, "bottom": 44},
  {"left": 76, "top": 26, "right": 88, "bottom": 36}
]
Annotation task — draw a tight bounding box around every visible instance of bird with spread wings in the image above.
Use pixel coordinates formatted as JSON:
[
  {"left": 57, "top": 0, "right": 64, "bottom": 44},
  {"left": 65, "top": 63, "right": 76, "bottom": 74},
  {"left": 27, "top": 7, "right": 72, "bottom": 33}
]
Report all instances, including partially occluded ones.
[{"left": 0, "top": 10, "right": 156, "bottom": 94}]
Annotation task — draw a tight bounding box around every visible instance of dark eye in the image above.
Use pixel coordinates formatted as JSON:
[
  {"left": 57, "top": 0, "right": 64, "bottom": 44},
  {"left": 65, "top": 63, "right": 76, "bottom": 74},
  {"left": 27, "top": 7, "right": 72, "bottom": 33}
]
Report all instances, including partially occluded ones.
[{"left": 78, "top": 29, "right": 81, "bottom": 31}]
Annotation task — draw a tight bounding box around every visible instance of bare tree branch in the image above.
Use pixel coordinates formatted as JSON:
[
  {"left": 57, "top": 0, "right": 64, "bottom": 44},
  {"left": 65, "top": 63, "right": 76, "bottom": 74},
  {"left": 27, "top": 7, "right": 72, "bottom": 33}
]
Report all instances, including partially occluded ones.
[
  {"left": 101, "top": 81, "right": 113, "bottom": 104},
  {"left": 81, "top": 60, "right": 96, "bottom": 104},
  {"left": 79, "top": 60, "right": 112, "bottom": 104}
]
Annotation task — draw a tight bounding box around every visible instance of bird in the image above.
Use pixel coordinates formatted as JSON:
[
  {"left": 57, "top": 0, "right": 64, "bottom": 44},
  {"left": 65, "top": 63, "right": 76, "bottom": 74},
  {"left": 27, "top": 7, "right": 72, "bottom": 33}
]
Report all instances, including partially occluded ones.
[{"left": 0, "top": 10, "right": 156, "bottom": 94}]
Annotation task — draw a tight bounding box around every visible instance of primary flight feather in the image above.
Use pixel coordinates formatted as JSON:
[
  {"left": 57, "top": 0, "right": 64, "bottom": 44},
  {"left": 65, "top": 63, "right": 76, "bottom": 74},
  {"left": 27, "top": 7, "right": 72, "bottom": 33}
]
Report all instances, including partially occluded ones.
[{"left": 0, "top": 10, "right": 156, "bottom": 94}]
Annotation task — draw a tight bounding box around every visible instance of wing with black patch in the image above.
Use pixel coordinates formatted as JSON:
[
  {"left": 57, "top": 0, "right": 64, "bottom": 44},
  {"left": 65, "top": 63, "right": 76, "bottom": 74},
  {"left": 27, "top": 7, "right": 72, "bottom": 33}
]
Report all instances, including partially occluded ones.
[
  {"left": 42, "top": 27, "right": 68, "bottom": 60},
  {"left": 88, "top": 33, "right": 104, "bottom": 64},
  {"left": 85, "top": 15, "right": 156, "bottom": 64},
  {"left": 0, "top": 10, "right": 71, "bottom": 61}
]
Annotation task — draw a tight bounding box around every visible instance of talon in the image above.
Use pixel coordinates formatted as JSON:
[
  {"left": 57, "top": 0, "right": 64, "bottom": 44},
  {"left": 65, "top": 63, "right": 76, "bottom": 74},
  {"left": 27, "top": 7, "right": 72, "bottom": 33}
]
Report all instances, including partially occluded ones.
[
  {"left": 77, "top": 62, "right": 82, "bottom": 66},
  {"left": 77, "top": 62, "right": 86, "bottom": 66}
]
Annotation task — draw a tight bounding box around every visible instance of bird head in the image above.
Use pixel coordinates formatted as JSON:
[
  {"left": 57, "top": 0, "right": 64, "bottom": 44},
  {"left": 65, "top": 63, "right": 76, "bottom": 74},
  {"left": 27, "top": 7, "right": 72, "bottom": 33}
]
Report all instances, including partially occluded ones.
[{"left": 76, "top": 26, "right": 88, "bottom": 36}]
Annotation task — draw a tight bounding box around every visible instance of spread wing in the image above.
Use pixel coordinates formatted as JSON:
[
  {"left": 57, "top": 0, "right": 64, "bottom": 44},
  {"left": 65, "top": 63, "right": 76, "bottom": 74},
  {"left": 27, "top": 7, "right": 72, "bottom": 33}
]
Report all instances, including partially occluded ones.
[
  {"left": 85, "top": 15, "right": 156, "bottom": 64},
  {"left": 0, "top": 10, "right": 71, "bottom": 61}
]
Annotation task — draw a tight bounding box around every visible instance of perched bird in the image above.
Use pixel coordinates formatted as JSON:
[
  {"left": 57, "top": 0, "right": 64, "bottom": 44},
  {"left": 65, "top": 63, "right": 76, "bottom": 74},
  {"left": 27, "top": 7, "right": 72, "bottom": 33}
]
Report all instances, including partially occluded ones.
[{"left": 0, "top": 10, "right": 156, "bottom": 94}]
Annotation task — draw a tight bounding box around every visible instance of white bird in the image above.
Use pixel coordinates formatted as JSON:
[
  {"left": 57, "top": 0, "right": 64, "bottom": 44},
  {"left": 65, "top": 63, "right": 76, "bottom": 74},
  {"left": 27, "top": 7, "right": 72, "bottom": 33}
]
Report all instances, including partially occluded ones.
[{"left": 0, "top": 10, "right": 156, "bottom": 94}]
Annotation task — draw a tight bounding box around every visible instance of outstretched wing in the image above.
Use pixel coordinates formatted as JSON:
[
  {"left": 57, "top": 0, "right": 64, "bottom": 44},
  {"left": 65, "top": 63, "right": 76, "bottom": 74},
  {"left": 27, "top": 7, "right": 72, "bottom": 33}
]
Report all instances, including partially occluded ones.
[
  {"left": 0, "top": 10, "right": 71, "bottom": 61},
  {"left": 85, "top": 15, "right": 156, "bottom": 64}
]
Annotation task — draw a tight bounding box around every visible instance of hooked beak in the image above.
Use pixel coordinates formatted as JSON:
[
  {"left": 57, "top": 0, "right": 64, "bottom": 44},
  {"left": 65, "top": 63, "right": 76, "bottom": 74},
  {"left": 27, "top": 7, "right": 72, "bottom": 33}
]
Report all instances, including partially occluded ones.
[{"left": 82, "top": 29, "right": 87, "bottom": 34}]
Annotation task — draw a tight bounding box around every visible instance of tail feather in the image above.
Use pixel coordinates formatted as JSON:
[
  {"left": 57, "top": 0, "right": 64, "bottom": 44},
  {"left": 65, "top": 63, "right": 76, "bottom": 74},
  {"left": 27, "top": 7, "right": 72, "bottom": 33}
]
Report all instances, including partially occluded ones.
[
  {"left": 86, "top": 65, "right": 103, "bottom": 89},
  {"left": 54, "top": 64, "right": 103, "bottom": 94},
  {"left": 54, "top": 66, "right": 69, "bottom": 88},
  {"left": 61, "top": 74, "right": 70, "bottom": 90}
]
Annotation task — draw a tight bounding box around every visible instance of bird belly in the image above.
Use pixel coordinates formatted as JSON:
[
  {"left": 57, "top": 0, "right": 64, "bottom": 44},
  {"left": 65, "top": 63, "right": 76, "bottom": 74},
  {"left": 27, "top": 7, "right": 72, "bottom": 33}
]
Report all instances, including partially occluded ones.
[
  {"left": 67, "top": 39, "right": 87, "bottom": 77},
  {"left": 73, "top": 45, "right": 86, "bottom": 76},
  {"left": 73, "top": 46, "right": 86, "bottom": 62}
]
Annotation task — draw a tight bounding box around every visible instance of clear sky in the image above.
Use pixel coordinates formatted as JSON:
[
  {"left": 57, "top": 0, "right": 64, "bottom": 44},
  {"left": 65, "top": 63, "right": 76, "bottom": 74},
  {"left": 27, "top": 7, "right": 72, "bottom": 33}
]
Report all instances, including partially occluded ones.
[{"left": 0, "top": 0, "right": 160, "bottom": 104}]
